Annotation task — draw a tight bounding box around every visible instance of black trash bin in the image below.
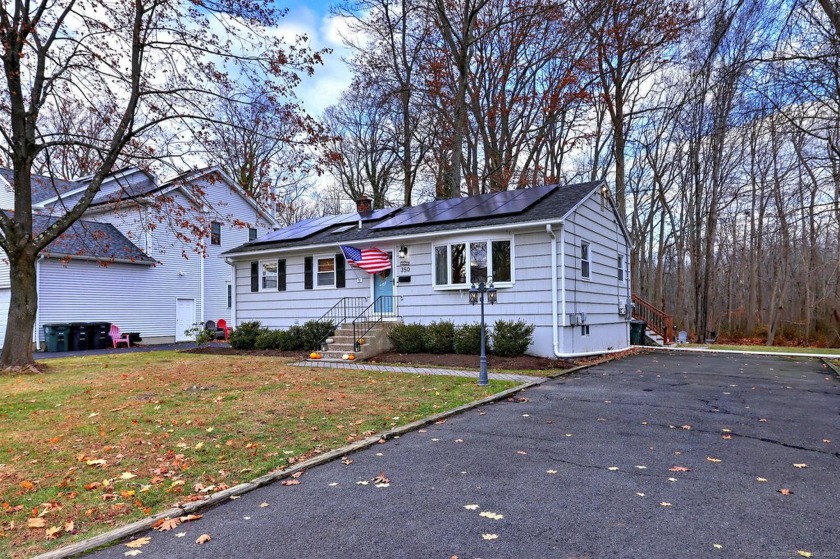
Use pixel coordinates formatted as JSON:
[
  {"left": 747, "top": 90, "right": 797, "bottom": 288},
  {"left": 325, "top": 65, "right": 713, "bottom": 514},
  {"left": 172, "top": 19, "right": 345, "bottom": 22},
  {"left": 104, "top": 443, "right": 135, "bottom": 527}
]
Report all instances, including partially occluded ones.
[
  {"left": 43, "top": 323, "right": 71, "bottom": 352},
  {"left": 88, "top": 322, "right": 112, "bottom": 350},
  {"left": 69, "top": 322, "right": 89, "bottom": 351},
  {"left": 630, "top": 319, "right": 646, "bottom": 346}
]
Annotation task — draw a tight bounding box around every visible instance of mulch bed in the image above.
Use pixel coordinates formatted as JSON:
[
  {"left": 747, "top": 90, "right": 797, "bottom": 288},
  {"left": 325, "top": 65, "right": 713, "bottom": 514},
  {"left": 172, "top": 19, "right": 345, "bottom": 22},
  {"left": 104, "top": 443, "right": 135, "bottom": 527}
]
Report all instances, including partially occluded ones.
[{"left": 366, "top": 352, "right": 575, "bottom": 371}]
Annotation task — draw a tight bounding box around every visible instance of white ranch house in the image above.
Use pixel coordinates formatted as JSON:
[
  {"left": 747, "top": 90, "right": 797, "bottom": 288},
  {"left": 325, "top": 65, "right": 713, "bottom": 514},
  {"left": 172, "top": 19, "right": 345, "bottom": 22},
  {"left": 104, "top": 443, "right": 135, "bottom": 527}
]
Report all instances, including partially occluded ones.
[
  {"left": 224, "top": 181, "right": 632, "bottom": 358},
  {"left": 0, "top": 166, "right": 278, "bottom": 348}
]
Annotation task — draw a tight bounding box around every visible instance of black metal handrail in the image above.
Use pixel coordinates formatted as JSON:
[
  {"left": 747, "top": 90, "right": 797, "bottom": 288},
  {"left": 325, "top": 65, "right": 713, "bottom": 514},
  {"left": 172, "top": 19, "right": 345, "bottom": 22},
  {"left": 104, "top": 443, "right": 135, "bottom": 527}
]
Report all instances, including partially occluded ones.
[
  {"left": 316, "top": 297, "right": 369, "bottom": 349},
  {"left": 352, "top": 296, "right": 402, "bottom": 352}
]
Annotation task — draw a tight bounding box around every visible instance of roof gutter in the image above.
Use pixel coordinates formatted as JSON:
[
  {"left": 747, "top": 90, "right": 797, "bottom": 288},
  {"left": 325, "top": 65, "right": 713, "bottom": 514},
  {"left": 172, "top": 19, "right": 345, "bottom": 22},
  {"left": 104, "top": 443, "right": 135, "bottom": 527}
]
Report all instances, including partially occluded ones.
[
  {"left": 223, "top": 217, "right": 574, "bottom": 260},
  {"left": 41, "top": 254, "right": 156, "bottom": 266}
]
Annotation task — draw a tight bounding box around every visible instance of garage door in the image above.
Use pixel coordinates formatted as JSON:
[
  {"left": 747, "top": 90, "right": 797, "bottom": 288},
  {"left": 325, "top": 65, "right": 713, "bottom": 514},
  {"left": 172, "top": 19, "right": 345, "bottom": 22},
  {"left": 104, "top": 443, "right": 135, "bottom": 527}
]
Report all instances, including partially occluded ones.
[{"left": 0, "top": 288, "right": 9, "bottom": 348}]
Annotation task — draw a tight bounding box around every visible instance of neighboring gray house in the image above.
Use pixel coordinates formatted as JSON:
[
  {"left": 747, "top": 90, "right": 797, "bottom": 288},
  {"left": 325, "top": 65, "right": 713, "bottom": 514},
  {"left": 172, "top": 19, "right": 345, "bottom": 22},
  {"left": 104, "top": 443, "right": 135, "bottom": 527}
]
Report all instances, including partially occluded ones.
[
  {"left": 0, "top": 166, "right": 279, "bottom": 347},
  {"left": 223, "top": 181, "right": 632, "bottom": 358}
]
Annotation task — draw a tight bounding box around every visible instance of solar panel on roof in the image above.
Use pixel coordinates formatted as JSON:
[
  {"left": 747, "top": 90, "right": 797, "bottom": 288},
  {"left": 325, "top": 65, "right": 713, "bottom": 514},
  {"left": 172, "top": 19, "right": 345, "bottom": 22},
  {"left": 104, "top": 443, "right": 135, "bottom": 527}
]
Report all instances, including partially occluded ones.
[
  {"left": 257, "top": 214, "right": 347, "bottom": 243},
  {"left": 339, "top": 207, "right": 400, "bottom": 223},
  {"left": 371, "top": 184, "right": 558, "bottom": 230}
]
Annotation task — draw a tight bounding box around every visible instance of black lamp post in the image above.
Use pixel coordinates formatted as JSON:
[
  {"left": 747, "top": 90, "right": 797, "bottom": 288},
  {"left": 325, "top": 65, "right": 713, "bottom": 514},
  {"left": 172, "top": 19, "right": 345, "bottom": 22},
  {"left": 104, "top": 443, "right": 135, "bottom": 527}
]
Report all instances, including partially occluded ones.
[{"left": 469, "top": 280, "right": 497, "bottom": 386}]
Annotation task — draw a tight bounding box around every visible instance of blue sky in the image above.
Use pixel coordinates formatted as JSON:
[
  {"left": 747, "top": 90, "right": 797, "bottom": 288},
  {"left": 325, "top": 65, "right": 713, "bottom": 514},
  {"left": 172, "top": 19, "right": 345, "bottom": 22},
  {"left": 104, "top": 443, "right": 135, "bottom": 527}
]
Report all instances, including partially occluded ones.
[{"left": 274, "top": 1, "right": 354, "bottom": 116}]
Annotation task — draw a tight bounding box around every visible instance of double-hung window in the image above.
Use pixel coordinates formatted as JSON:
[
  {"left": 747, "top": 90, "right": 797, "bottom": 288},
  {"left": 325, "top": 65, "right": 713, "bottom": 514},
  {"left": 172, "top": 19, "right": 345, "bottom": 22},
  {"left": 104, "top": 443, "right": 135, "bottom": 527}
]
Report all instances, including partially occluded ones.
[
  {"left": 580, "top": 241, "right": 591, "bottom": 280},
  {"left": 316, "top": 256, "right": 335, "bottom": 288},
  {"left": 618, "top": 254, "right": 625, "bottom": 283},
  {"left": 261, "top": 261, "right": 278, "bottom": 290},
  {"left": 249, "top": 227, "right": 258, "bottom": 241},
  {"left": 434, "top": 239, "right": 512, "bottom": 287},
  {"left": 210, "top": 221, "right": 221, "bottom": 245}
]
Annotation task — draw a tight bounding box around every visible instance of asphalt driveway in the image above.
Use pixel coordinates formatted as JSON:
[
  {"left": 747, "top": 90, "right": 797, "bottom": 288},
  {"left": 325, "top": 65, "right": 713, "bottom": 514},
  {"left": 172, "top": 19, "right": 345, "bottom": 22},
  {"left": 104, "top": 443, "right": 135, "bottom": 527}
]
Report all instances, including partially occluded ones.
[{"left": 84, "top": 352, "right": 839, "bottom": 558}]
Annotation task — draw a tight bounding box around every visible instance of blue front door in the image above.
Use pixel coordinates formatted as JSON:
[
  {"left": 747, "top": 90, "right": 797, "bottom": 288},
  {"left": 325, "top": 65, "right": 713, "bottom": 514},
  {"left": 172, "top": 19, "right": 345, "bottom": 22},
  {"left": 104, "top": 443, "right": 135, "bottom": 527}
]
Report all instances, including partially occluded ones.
[{"left": 373, "top": 253, "right": 394, "bottom": 313}]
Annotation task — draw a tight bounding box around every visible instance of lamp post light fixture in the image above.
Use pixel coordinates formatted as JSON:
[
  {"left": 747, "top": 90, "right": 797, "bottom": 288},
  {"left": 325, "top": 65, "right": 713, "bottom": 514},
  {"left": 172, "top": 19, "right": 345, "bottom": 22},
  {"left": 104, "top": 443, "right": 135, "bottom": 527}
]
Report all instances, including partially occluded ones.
[{"left": 469, "top": 280, "right": 497, "bottom": 386}]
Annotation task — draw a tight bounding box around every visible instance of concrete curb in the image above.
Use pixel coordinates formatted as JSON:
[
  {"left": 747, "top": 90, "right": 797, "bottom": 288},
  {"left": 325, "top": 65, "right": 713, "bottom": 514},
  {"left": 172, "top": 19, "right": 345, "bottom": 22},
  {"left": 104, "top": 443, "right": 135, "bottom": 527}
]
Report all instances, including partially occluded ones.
[
  {"left": 820, "top": 357, "right": 840, "bottom": 379},
  {"left": 32, "top": 380, "right": 541, "bottom": 559},
  {"left": 642, "top": 344, "right": 840, "bottom": 359}
]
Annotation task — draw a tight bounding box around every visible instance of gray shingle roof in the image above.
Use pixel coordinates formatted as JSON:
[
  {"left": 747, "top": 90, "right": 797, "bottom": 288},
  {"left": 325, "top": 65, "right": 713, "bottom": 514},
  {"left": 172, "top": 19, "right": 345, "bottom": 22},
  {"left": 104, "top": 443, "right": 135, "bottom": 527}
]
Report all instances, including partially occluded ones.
[
  {"left": 34, "top": 214, "right": 155, "bottom": 264},
  {"left": 225, "top": 181, "right": 604, "bottom": 256},
  {"left": 0, "top": 168, "right": 84, "bottom": 205}
]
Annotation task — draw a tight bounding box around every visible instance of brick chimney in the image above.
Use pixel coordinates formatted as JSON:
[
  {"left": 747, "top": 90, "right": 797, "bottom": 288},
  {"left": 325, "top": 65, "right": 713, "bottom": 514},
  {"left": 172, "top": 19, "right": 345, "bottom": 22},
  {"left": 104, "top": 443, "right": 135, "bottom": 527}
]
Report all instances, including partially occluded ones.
[{"left": 356, "top": 195, "right": 372, "bottom": 213}]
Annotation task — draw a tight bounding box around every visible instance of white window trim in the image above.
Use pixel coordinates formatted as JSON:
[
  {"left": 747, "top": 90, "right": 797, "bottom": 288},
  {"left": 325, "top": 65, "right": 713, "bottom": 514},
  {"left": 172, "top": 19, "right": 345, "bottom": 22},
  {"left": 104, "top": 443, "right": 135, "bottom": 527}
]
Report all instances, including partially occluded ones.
[
  {"left": 432, "top": 237, "right": 515, "bottom": 291},
  {"left": 618, "top": 254, "right": 625, "bottom": 283},
  {"left": 314, "top": 254, "right": 336, "bottom": 289},
  {"left": 580, "top": 241, "right": 591, "bottom": 281},
  {"left": 259, "top": 259, "right": 278, "bottom": 292}
]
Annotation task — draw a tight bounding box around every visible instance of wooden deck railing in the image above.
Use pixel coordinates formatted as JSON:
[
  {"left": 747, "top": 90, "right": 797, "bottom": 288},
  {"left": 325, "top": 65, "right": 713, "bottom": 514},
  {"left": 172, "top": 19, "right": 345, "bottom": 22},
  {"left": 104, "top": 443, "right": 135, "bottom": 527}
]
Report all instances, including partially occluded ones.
[{"left": 631, "top": 294, "right": 674, "bottom": 345}]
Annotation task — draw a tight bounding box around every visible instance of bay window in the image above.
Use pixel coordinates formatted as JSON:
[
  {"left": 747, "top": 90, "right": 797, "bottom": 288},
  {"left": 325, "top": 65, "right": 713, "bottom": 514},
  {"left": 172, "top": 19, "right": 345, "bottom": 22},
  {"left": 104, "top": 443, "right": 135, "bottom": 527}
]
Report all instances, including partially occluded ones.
[{"left": 434, "top": 239, "right": 512, "bottom": 287}]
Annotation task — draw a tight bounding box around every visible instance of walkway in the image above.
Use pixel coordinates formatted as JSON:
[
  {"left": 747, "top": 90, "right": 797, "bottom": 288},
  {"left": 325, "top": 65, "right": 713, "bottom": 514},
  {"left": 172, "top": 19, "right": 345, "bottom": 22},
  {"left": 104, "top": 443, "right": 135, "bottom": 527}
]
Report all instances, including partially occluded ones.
[{"left": 291, "top": 359, "right": 546, "bottom": 384}]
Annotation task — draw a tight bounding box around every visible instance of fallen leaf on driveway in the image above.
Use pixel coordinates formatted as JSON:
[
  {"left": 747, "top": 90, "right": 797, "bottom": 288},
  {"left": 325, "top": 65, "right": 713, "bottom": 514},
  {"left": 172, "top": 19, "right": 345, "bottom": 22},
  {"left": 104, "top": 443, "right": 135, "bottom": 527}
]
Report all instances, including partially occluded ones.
[
  {"left": 667, "top": 478, "right": 678, "bottom": 482},
  {"left": 660, "top": 502, "right": 672, "bottom": 507},
  {"left": 481, "top": 533, "right": 499, "bottom": 540},
  {"left": 721, "top": 428, "right": 732, "bottom": 433},
  {"left": 706, "top": 457, "right": 722, "bottom": 463},
  {"left": 759, "top": 419, "right": 768, "bottom": 422},
  {"left": 125, "top": 537, "right": 151, "bottom": 549},
  {"left": 778, "top": 489, "right": 793, "bottom": 495},
  {"left": 669, "top": 466, "right": 690, "bottom": 472},
  {"left": 823, "top": 439, "right": 831, "bottom": 444},
  {"left": 681, "top": 425, "right": 692, "bottom": 430},
  {"left": 181, "top": 514, "right": 202, "bottom": 522},
  {"left": 479, "top": 512, "right": 504, "bottom": 520},
  {"left": 607, "top": 466, "right": 619, "bottom": 471},
  {"left": 195, "top": 534, "right": 211, "bottom": 544},
  {"left": 756, "top": 477, "right": 768, "bottom": 482},
  {"left": 152, "top": 517, "right": 181, "bottom": 532},
  {"left": 341, "top": 457, "right": 353, "bottom": 465},
  {"left": 124, "top": 551, "right": 142, "bottom": 557},
  {"left": 516, "top": 450, "right": 527, "bottom": 455},
  {"left": 797, "top": 551, "right": 813, "bottom": 558},
  {"left": 793, "top": 463, "right": 807, "bottom": 469},
  {"left": 373, "top": 472, "right": 390, "bottom": 484},
  {"left": 546, "top": 469, "right": 557, "bottom": 474},
  {"left": 635, "top": 465, "right": 647, "bottom": 470},
  {"left": 175, "top": 532, "right": 186, "bottom": 538},
  {"left": 260, "top": 502, "right": 270, "bottom": 508},
  {"left": 636, "top": 492, "right": 645, "bottom": 497},
  {"left": 713, "top": 544, "right": 723, "bottom": 549},
  {"left": 281, "top": 479, "right": 299, "bottom": 486},
  {"left": 464, "top": 504, "right": 480, "bottom": 510}
]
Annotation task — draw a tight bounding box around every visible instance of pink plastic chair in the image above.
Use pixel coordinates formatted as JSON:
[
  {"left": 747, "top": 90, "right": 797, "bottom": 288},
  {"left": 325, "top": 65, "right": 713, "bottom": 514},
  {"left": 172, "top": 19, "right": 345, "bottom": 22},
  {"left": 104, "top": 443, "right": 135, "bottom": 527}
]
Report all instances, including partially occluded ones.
[
  {"left": 216, "top": 319, "right": 232, "bottom": 340},
  {"left": 110, "top": 324, "right": 131, "bottom": 348}
]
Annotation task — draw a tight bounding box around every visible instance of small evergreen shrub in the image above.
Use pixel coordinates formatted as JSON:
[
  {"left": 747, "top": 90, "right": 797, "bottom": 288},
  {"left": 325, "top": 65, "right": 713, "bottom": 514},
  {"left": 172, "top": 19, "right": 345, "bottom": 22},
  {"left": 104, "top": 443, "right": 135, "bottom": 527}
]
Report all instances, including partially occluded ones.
[
  {"left": 299, "top": 320, "right": 336, "bottom": 351},
  {"left": 284, "top": 324, "right": 306, "bottom": 351},
  {"left": 424, "top": 320, "right": 455, "bottom": 354},
  {"left": 254, "top": 329, "right": 286, "bottom": 350},
  {"left": 229, "top": 321, "right": 262, "bottom": 350},
  {"left": 454, "top": 323, "right": 485, "bottom": 355},
  {"left": 388, "top": 323, "right": 427, "bottom": 353},
  {"left": 492, "top": 319, "right": 535, "bottom": 357}
]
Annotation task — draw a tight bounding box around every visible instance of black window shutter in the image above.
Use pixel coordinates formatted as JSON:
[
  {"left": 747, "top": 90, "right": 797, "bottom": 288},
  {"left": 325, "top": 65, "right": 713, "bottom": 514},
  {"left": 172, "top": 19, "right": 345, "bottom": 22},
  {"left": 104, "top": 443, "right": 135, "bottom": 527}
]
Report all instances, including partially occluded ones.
[
  {"left": 277, "top": 259, "right": 286, "bottom": 291},
  {"left": 335, "top": 253, "right": 346, "bottom": 288},
  {"left": 250, "top": 262, "right": 258, "bottom": 292},
  {"left": 304, "top": 257, "right": 313, "bottom": 290}
]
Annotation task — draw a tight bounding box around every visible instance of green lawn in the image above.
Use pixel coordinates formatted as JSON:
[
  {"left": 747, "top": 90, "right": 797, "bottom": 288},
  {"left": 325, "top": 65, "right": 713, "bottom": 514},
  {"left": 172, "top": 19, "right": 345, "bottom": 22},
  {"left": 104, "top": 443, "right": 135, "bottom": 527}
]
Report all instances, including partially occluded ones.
[{"left": 0, "top": 351, "right": 516, "bottom": 558}]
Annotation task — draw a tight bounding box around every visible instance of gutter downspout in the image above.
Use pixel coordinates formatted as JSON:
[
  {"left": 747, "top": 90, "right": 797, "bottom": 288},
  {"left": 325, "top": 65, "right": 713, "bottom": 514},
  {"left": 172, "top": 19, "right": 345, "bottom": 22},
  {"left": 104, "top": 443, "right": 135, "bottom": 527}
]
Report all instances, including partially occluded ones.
[
  {"left": 224, "top": 258, "right": 236, "bottom": 326},
  {"left": 548, "top": 223, "right": 630, "bottom": 359},
  {"left": 34, "top": 255, "right": 44, "bottom": 351},
  {"left": 200, "top": 251, "right": 205, "bottom": 324}
]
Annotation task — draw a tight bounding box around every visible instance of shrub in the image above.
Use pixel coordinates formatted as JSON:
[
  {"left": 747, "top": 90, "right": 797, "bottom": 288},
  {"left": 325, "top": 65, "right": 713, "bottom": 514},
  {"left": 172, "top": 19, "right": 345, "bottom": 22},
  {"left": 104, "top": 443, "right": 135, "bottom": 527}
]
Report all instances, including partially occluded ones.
[
  {"left": 424, "top": 320, "right": 455, "bottom": 354},
  {"left": 492, "top": 319, "right": 535, "bottom": 357},
  {"left": 454, "top": 323, "right": 486, "bottom": 355},
  {"left": 254, "top": 329, "right": 286, "bottom": 350},
  {"left": 229, "top": 321, "right": 262, "bottom": 350},
  {"left": 284, "top": 324, "right": 306, "bottom": 351},
  {"left": 299, "top": 320, "right": 336, "bottom": 351},
  {"left": 388, "top": 323, "right": 427, "bottom": 353},
  {"left": 185, "top": 323, "right": 215, "bottom": 348}
]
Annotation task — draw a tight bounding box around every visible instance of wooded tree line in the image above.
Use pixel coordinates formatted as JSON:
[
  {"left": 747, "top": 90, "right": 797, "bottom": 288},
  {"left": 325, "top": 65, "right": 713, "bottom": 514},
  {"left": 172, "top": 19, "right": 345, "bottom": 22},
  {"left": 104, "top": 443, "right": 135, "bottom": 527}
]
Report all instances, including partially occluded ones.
[{"left": 322, "top": 0, "right": 840, "bottom": 345}]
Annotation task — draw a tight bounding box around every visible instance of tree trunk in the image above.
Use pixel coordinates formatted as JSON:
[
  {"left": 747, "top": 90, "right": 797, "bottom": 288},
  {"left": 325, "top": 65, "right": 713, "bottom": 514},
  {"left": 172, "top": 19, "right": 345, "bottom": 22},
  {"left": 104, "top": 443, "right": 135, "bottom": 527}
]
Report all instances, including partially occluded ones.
[{"left": 1, "top": 254, "right": 38, "bottom": 368}]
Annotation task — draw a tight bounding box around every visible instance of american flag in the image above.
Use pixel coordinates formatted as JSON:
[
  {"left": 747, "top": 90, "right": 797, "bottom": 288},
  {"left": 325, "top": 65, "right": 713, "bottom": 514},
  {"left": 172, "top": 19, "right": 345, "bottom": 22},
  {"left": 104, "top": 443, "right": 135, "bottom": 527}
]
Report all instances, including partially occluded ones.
[{"left": 340, "top": 245, "right": 392, "bottom": 274}]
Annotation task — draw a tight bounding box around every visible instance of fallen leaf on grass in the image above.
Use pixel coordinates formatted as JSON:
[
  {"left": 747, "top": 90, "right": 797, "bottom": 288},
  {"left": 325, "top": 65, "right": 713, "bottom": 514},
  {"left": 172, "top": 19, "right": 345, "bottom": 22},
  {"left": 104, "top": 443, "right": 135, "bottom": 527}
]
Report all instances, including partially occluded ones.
[
  {"left": 481, "top": 533, "right": 499, "bottom": 540},
  {"left": 28, "top": 518, "right": 46, "bottom": 529},
  {"left": 86, "top": 459, "right": 107, "bottom": 467},
  {"left": 120, "top": 472, "right": 136, "bottom": 480},
  {"left": 479, "top": 511, "right": 504, "bottom": 520},
  {"left": 195, "top": 534, "right": 211, "bottom": 544},
  {"left": 45, "top": 526, "right": 62, "bottom": 539},
  {"left": 778, "top": 489, "right": 793, "bottom": 495},
  {"left": 152, "top": 517, "right": 180, "bottom": 532},
  {"left": 669, "top": 466, "right": 690, "bottom": 472},
  {"left": 793, "top": 463, "right": 808, "bottom": 469},
  {"left": 706, "top": 457, "right": 722, "bottom": 463},
  {"left": 125, "top": 537, "right": 151, "bottom": 548},
  {"left": 20, "top": 480, "right": 34, "bottom": 491}
]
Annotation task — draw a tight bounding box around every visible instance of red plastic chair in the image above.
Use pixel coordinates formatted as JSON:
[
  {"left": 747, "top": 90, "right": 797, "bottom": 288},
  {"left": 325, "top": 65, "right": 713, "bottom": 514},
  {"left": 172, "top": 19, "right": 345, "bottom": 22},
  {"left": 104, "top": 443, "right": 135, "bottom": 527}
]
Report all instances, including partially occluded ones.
[
  {"left": 216, "top": 319, "right": 232, "bottom": 340},
  {"left": 109, "top": 324, "right": 131, "bottom": 348}
]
